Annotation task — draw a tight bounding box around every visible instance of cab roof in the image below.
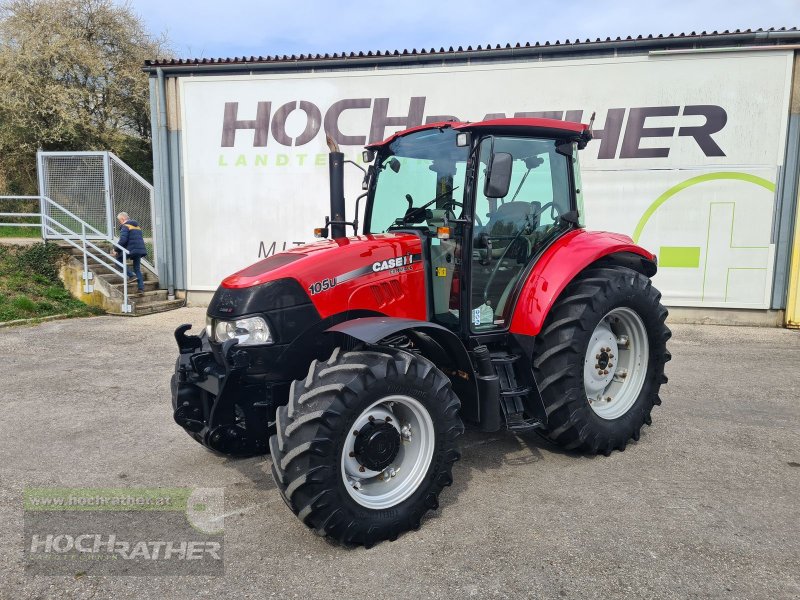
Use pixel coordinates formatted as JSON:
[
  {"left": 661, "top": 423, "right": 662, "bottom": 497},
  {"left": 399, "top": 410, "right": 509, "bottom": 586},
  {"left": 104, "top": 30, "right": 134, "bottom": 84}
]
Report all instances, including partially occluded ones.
[{"left": 366, "top": 117, "right": 590, "bottom": 149}]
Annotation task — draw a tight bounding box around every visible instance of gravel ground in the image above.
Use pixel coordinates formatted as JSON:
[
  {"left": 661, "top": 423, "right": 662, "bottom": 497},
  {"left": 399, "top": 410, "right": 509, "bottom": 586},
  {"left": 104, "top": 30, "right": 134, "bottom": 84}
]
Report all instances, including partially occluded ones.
[{"left": 0, "top": 307, "right": 798, "bottom": 599}]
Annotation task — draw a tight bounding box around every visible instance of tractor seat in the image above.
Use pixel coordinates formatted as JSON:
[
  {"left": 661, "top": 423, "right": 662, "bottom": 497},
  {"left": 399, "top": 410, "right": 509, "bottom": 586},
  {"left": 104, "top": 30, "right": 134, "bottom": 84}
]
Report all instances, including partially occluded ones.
[
  {"left": 486, "top": 201, "right": 531, "bottom": 232},
  {"left": 480, "top": 201, "right": 541, "bottom": 256},
  {"left": 487, "top": 199, "right": 541, "bottom": 231}
]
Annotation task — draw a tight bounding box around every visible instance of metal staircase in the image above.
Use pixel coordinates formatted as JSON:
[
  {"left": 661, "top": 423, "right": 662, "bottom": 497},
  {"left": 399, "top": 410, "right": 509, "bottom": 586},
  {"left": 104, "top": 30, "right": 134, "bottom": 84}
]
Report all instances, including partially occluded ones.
[
  {"left": 0, "top": 151, "right": 182, "bottom": 316},
  {"left": 1, "top": 194, "right": 182, "bottom": 315},
  {"left": 60, "top": 243, "right": 183, "bottom": 315}
]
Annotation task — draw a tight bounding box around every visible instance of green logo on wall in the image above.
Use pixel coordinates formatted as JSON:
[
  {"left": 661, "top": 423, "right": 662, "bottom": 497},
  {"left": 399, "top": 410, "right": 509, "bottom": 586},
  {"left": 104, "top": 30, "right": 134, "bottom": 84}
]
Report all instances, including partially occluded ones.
[{"left": 632, "top": 171, "right": 775, "bottom": 303}]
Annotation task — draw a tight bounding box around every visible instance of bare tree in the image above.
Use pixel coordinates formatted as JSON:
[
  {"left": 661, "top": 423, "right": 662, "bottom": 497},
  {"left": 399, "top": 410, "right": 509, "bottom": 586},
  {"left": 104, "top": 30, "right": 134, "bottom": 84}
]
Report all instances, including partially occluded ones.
[{"left": 0, "top": 0, "right": 167, "bottom": 193}]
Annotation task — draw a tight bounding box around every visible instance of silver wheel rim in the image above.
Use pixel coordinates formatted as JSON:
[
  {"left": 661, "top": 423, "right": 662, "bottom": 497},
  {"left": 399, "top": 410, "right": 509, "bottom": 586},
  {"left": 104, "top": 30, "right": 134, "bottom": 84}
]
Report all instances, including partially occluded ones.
[
  {"left": 341, "top": 395, "right": 436, "bottom": 510},
  {"left": 583, "top": 307, "right": 649, "bottom": 420}
]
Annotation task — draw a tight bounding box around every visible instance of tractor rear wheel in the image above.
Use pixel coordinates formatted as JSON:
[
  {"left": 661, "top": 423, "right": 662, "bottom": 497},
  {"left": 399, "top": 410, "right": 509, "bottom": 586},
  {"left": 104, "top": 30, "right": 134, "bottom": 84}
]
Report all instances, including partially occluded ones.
[
  {"left": 268, "top": 346, "right": 463, "bottom": 547},
  {"left": 532, "top": 267, "right": 671, "bottom": 454}
]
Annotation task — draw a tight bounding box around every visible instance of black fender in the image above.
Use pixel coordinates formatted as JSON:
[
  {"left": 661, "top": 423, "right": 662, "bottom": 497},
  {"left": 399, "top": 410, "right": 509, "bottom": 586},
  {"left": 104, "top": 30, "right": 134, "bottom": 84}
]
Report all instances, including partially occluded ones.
[
  {"left": 589, "top": 251, "right": 658, "bottom": 277},
  {"left": 276, "top": 310, "right": 383, "bottom": 381},
  {"left": 326, "top": 317, "right": 479, "bottom": 421}
]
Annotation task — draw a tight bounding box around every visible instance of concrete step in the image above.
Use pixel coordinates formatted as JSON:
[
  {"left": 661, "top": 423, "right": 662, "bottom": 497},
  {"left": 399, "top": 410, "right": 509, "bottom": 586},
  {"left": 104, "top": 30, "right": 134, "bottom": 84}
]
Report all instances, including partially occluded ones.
[
  {"left": 89, "top": 264, "right": 157, "bottom": 281},
  {"left": 65, "top": 245, "right": 115, "bottom": 257},
  {"left": 63, "top": 242, "right": 140, "bottom": 255},
  {"left": 128, "top": 289, "right": 169, "bottom": 302},
  {"left": 131, "top": 298, "right": 185, "bottom": 315},
  {"left": 98, "top": 271, "right": 157, "bottom": 284},
  {"left": 107, "top": 279, "right": 160, "bottom": 293},
  {"left": 63, "top": 245, "right": 152, "bottom": 269},
  {"left": 88, "top": 264, "right": 121, "bottom": 277},
  {"left": 91, "top": 258, "right": 157, "bottom": 279}
]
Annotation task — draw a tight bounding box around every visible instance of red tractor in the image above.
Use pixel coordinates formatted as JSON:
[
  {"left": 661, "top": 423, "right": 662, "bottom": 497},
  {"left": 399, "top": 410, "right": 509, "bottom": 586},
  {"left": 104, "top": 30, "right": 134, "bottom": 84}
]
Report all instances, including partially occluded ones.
[{"left": 172, "top": 117, "right": 671, "bottom": 547}]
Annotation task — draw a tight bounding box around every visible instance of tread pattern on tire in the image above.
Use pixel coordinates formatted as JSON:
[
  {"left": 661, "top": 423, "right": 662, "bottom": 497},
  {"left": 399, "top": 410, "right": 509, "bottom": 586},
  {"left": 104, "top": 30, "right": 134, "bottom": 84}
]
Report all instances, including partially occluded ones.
[
  {"left": 532, "top": 266, "right": 671, "bottom": 455},
  {"left": 269, "top": 346, "right": 463, "bottom": 547}
]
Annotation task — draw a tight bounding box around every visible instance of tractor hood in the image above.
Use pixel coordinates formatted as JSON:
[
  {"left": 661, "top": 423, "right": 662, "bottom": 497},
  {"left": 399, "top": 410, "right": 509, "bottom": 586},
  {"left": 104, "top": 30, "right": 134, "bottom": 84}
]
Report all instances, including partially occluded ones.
[{"left": 209, "top": 232, "right": 427, "bottom": 322}]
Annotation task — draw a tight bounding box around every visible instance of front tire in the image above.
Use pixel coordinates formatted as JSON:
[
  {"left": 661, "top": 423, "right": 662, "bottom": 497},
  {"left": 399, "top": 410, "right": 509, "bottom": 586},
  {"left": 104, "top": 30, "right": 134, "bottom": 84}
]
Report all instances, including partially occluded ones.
[
  {"left": 268, "top": 347, "right": 463, "bottom": 547},
  {"left": 532, "top": 267, "right": 671, "bottom": 454}
]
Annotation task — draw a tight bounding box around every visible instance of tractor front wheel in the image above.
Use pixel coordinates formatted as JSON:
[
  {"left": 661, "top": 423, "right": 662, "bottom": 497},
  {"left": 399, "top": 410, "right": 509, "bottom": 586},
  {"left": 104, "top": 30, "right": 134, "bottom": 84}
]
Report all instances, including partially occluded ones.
[
  {"left": 532, "top": 267, "right": 671, "bottom": 454},
  {"left": 268, "top": 347, "right": 463, "bottom": 547}
]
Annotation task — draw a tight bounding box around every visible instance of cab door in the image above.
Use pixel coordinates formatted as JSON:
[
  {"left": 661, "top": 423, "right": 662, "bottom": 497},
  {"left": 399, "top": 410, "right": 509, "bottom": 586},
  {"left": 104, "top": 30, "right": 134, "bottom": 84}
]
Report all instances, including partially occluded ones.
[
  {"left": 428, "top": 162, "right": 468, "bottom": 332},
  {"left": 470, "top": 136, "right": 575, "bottom": 332}
]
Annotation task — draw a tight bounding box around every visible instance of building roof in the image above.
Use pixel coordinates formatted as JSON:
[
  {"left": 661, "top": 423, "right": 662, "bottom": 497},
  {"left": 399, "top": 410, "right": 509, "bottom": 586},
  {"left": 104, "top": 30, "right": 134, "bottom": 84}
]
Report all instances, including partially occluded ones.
[{"left": 144, "top": 27, "right": 800, "bottom": 73}]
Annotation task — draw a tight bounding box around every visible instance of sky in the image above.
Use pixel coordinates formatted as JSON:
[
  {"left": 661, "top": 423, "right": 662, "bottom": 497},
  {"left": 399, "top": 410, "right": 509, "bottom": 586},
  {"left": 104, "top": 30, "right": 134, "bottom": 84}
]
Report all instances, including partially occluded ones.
[{"left": 126, "top": 0, "right": 800, "bottom": 60}]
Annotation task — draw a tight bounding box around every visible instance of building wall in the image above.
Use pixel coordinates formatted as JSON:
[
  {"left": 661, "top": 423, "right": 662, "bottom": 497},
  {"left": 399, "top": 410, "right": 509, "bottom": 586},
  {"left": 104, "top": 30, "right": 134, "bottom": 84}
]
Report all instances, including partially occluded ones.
[{"left": 153, "top": 48, "right": 800, "bottom": 321}]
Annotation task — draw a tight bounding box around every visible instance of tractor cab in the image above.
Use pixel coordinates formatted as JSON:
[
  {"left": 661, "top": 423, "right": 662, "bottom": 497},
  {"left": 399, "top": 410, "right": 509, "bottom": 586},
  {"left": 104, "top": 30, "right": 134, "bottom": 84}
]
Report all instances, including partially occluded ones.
[{"left": 363, "top": 119, "right": 588, "bottom": 340}]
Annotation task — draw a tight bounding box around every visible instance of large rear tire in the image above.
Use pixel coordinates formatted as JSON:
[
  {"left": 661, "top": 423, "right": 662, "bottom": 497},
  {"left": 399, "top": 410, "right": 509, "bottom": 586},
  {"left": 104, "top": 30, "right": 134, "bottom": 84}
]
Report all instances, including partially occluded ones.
[
  {"left": 532, "top": 267, "right": 671, "bottom": 454},
  {"left": 269, "top": 346, "right": 463, "bottom": 547}
]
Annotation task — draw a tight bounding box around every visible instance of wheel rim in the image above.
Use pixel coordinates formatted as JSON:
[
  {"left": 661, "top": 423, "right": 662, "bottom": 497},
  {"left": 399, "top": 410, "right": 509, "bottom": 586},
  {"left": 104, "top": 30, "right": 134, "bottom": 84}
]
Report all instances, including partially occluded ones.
[
  {"left": 583, "top": 307, "right": 649, "bottom": 420},
  {"left": 341, "top": 395, "right": 435, "bottom": 510}
]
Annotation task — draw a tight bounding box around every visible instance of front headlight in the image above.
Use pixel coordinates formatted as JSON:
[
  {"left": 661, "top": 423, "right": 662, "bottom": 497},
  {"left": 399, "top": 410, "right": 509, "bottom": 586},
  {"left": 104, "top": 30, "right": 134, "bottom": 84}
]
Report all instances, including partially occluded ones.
[{"left": 211, "top": 316, "right": 273, "bottom": 346}]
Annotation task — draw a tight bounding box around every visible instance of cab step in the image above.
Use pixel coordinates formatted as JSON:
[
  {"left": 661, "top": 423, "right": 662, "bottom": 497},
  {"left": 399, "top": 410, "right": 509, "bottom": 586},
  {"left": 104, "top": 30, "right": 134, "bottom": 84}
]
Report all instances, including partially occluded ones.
[
  {"left": 505, "top": 414, "right": 545, "bottom": 432},
  {"left": 492, "top": 351, "right": 544, "bottom": 432},
  {"left": 490, "top": 353, "right": 519, "bottom": 365},
  {"left": 500, "top": 386, "right": 531, "bottom": 397}
]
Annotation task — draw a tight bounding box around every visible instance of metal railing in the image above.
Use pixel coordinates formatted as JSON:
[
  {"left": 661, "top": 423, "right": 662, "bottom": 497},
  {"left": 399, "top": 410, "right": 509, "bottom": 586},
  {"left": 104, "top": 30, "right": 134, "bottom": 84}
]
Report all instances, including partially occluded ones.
[
  {"left": 0, "top": 195, "right": 136, "bottom": 313},
  {"left": 37, "top": 151, "right": 158, "bottom": 275}
]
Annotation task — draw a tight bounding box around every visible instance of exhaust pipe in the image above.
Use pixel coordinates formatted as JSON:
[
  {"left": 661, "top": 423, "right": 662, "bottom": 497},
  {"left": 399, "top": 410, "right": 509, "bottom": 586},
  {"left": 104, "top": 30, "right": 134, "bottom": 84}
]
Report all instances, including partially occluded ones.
[{"left": 327, "top": 136, "right": 346, "bottom": 239}]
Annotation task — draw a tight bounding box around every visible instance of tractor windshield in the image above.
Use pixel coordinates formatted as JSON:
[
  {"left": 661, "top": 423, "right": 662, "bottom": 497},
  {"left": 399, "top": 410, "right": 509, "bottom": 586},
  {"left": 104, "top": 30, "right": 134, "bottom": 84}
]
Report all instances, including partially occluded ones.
[{"left": 367, "top": 128, "right": 469, "bottom": 233}]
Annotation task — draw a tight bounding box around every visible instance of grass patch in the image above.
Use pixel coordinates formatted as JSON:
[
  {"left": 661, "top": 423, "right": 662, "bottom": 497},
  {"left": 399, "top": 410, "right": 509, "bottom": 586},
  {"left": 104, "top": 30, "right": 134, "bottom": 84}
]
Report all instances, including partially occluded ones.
[
  {"left": 0, "top": 225, "right": 40, "bottom": 238},
  {"left": 0, "top": 243, "right": 104, "bottom": 323},
  {"left": 0, "top": 198, "right": 40, "bottom": 237},
  {"left": 11, "top": 296, "right": 36, "bottom": 312},
  {"left": 43, "top": 286, "right": 71, "bottom": 300}
]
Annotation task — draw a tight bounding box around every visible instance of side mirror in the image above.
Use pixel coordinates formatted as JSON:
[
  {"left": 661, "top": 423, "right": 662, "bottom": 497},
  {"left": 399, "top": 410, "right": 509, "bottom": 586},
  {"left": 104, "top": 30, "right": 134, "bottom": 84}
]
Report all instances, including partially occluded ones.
[
  {"left": 388, "top": 157, "right": 401, "bottom": 173},
  {"left": 362, "top": 149, "right": 375, "bottom": 163},
  {"left": 484, "top": 152, "right": 512, "bottom": 199}
]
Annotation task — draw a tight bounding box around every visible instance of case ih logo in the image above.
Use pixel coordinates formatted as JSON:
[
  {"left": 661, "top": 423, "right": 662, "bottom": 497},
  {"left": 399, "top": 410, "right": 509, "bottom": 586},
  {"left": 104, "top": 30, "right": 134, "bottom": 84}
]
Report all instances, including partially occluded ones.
[
  {"left": 220, "top": 97, "right": 727, "bottom": 159},
  {"left": 372, "top": 254, "right": 415, "bottom": 273}
]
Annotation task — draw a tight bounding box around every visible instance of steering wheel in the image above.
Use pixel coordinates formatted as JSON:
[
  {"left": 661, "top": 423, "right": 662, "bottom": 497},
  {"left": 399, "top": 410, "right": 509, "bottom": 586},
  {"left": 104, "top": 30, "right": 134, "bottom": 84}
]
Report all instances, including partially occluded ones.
[
  {"left": 400, "top": 187, "right": 461, "bottom": 225},
  {"left": 441, "top": 199, "right": 481, "bottom": 225}
]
